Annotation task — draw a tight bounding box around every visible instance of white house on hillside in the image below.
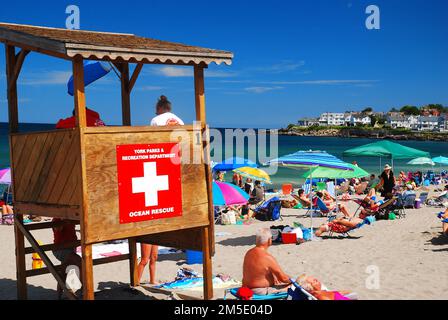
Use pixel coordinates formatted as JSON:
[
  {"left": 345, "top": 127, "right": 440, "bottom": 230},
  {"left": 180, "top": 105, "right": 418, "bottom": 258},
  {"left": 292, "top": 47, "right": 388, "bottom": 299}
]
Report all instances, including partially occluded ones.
[
  {"left": 319, "top": 112, "right": 345, "bottom": 126},
  {"left": 386, "top": 114, "right": 418, "bottom": 129},
  {"left": 416, "top": 116, "right": 444, "bottom": 131}
]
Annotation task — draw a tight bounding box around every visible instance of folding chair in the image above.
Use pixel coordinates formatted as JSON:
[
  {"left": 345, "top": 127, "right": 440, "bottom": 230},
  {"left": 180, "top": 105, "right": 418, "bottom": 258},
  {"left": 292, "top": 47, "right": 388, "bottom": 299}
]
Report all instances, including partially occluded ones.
[
  {"left": 308, "top": 197, "right": 338, "bottom": 218},
  {"left": 394, "top": 194, "right": 416, "bottom": 218},
  {"left": 418, "top": 192, "right": 429, "bottom": 205}
]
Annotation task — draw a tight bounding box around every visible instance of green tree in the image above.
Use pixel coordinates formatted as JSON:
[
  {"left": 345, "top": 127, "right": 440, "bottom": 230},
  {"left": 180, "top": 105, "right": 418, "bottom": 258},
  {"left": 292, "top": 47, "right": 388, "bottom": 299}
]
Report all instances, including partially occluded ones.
[
  {"left": 400, "top": 105, "right": 420, "bottom": 115},
  {"left": 362, "top": 107, "right": 373, "bottom": 113},
  {"left": 390, "top": 107, "right": 399, "bottom": 112}
]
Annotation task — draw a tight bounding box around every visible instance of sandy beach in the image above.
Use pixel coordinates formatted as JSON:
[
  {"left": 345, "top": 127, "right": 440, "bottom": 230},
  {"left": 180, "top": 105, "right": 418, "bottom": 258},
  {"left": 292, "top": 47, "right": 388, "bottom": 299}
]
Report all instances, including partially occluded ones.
[{"left": 1, "top": 187, "right": 447, "bottom": 300}]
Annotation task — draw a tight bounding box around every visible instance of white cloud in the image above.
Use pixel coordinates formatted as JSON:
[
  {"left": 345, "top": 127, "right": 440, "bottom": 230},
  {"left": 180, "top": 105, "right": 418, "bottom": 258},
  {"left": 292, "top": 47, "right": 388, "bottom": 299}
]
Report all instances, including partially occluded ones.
[
  {"left": 151, "top": 66, "right": 237, "bottom": 78},
  {"left": 153, "top": 66, "right": 193, "bottom": 77},
  {"left": 22, "top": 71, "right": 72, "bottom": 85},
  {"left": 244, "top": 86, "right": 283, "bottom": 94},
  {"left": 250, "top": 60, "right": 305, "bottom": 74},
  {"left": 260, "top": 80, "right": 379, "bottom": 85}
]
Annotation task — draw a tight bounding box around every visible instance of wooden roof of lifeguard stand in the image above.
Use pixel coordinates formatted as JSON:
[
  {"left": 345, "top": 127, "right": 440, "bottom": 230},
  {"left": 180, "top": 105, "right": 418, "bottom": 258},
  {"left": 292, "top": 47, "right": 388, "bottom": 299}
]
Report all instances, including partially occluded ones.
[{"left": 0, "top": 23, "right": 233, "bottom": 300}]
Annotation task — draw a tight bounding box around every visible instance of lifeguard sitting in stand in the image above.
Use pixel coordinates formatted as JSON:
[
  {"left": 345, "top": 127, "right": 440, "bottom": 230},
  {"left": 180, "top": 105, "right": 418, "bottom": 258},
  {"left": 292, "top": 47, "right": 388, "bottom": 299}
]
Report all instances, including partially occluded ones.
[{"left": 56, "top": 108, "right": 106, "bottom": 129}]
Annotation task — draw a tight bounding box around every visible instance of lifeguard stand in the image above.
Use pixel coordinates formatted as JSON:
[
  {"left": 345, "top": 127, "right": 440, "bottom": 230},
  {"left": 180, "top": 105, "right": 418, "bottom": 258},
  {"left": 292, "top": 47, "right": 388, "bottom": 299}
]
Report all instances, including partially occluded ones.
[{"left": 0, "top": 23, "right": 233, "bottom": 300}]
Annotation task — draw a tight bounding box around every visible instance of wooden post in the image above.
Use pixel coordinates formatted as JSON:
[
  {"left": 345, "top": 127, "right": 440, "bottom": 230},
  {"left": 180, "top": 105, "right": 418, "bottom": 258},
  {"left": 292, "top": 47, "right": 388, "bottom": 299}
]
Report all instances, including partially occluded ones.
[
  {"left": 72, "top": 56, "right": 87, "bottom": 128},
  {"left": 14, "top": 214, "right": 27, "bottom": 299},
  {"left": 194, "top": 66, "right": 214, "bottom": 299},
  {"left": 201, "top": 226, "right": 213, "bottom": 300},
  {"left": 119, "top": 63, "right": 131, "bottom": 126},
  {"left": 5, "top": 45, "right": 19, "bottom": 133},
  {"left": 6, "top": 45, "right": 26, "bottom": 299},
  {"left": 72, "top": 56, "right": 94, "bottom": 300},
  {"left": 128, "top": 238, "right": 138, "bottom": 287},
  {"left": 81, "top": 244, "right": 94, "bottom": 300},
  {"left": 194, "top": 65, "right": 206, "bottom": 124}
]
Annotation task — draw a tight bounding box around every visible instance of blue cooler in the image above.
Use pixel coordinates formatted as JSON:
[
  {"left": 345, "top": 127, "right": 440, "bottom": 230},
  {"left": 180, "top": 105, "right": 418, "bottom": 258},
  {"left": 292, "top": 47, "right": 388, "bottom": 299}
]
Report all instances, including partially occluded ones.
[{"left": 186, "top": 250, "right": 203, "bottom": 264}]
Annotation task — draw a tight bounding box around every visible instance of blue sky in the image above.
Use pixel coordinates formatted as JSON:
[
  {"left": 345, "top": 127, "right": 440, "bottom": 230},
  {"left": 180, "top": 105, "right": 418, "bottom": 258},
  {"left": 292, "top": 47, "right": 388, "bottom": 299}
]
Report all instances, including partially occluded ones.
[{"left": 0, "top": 0, "right": 447, "bottom": 128}]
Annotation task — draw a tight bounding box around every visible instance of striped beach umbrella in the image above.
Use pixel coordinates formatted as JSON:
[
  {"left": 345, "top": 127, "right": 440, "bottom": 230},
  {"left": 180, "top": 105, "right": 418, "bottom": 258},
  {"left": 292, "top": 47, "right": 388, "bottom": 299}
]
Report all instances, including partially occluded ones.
[{"left": 266, "top": 150, "right": 353, "bottom": 170}]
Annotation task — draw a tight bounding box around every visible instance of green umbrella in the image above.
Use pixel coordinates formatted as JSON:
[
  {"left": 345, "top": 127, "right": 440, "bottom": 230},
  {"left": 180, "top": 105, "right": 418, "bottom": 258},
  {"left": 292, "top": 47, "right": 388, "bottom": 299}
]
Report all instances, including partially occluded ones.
[
  {"left": 343, "top": 140, "right": 430, "bottom": 170},
  {"left": 343, "top": 140, "right": 430, "bottom": 160},
  {"left": 302, "top": 164, "right": 369, "bottom": 179}
]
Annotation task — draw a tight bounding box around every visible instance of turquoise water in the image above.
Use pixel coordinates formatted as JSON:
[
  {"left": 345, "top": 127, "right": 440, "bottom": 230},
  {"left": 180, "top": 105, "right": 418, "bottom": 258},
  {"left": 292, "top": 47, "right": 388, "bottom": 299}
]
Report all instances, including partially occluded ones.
[{"left": 1, "top": 124, "right": 447, "bottom": 189}]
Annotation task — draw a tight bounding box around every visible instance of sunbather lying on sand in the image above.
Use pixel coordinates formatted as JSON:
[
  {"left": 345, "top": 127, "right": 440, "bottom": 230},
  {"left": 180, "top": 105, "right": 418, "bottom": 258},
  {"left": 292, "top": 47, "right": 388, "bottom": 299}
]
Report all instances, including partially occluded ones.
[
  {"left": 314, "top": 212, "right": 374, "bottom": 237},
  {"left": 296, "top": 274, "right": 354, "bottom": 300},
  {"left": 242, "top": 228, "right": 291, "bottom": 295}
]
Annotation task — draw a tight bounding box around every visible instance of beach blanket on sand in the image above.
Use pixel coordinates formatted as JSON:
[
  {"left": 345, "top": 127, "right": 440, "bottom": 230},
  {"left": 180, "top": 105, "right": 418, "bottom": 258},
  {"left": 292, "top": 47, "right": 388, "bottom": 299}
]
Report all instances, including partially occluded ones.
[
  {"left": 75, "top": 240, "right": 182, "bottom": 259},
  {"left": 157, "top": 275, "right": 240, "bottom": 291}
]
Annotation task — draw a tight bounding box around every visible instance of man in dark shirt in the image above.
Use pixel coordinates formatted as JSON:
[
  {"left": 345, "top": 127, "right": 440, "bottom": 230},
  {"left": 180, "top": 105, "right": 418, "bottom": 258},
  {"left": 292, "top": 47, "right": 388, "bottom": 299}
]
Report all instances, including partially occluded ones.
[
  {"left": 378, "top": 164, "right": 396, "bottom": 199},
  {"left": 249, "top": 180, "right": 264, "bottom": 205}
]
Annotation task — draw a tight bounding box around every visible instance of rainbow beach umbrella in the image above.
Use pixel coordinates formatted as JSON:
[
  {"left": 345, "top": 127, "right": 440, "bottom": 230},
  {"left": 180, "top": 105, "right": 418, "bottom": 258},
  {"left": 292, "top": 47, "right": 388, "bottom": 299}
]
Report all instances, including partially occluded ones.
[{"left": 212, "top": 181, "right": 249, "bottom": 206}]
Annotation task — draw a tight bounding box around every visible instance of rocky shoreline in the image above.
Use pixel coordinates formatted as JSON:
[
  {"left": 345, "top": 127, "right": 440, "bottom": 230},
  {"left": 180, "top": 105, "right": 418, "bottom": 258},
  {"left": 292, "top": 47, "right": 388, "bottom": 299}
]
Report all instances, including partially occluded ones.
[{"left": 278, "top": 127, "right": 448, "bottom": 142}]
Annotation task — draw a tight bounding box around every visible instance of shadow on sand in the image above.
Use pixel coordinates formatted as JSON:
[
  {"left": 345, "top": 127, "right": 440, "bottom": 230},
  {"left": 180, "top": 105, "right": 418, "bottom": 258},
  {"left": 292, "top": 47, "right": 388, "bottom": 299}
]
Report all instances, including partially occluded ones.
[
  {"left": 217, "top": 235, "right": 255, "bottom": 247},
  {"left": 0, "top": 278, "right": 56, "bottom": 300}
]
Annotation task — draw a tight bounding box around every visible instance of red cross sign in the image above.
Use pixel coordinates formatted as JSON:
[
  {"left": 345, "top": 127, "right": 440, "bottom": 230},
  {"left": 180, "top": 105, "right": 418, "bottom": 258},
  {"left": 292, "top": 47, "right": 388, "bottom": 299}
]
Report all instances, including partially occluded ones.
[{"left": 116, "top": 143, "right": 182, "bottom": 224}]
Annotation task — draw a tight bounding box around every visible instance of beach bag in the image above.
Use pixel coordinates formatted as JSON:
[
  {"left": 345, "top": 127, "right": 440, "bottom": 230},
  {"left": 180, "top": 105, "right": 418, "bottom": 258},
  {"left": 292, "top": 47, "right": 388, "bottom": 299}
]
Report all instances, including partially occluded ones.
[
  {"left": 221, "top": 211, "right": 237, "bottom": 225},
  {"left": 2, "top": 214, "right": 14, "bottom": 225}
]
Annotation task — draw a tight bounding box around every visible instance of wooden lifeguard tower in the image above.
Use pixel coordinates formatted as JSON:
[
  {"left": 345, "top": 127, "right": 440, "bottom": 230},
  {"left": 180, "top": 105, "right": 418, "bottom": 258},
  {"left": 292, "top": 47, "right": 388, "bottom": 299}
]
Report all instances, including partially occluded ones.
[{"left": 0, "top": 23, "right": 233, "bottom": 300}]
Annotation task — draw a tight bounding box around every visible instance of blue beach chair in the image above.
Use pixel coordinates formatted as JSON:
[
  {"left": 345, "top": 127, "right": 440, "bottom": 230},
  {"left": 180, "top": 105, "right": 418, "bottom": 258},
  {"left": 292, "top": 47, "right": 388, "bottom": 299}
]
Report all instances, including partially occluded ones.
[{"left": 223, "top": 279, "right": 316, "bottom": 300}]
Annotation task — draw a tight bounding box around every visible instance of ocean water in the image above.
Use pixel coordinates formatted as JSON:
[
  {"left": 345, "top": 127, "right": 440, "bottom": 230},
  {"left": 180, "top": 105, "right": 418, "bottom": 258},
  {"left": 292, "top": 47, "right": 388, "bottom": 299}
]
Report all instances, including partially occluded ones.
[{"left": 1, "top": 123, "right": 447, "bottom": 189}]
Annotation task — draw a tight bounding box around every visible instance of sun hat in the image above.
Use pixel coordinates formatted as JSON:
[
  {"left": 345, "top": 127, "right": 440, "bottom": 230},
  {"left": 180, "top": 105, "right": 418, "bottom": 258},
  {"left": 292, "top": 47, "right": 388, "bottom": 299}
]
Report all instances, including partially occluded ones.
[{"left": 384, "top": 164, "right": 392, "bottom": 170}]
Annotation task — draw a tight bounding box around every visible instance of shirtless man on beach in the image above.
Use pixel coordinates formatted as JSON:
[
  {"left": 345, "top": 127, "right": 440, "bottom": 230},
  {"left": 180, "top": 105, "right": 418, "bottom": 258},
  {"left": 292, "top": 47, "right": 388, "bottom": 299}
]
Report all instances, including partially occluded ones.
[{"left": 242, "top": 228, "right": 291, "bottom": 295}]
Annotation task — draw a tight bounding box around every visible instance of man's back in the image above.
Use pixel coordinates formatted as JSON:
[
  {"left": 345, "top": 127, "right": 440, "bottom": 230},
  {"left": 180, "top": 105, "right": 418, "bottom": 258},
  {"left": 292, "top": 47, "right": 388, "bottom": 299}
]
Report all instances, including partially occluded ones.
[{"left": 242, "top": 247, "right": 276, "bottom": 289}]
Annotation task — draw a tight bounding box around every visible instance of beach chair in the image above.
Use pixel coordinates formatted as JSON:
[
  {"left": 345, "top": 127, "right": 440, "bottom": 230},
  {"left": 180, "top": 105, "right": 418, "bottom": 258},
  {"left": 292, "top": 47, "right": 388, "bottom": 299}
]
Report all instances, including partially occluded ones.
[
  {"left": 326, "top": 181, "right": 336, "bottom": 198},
  {"left": 394, "top": 194, "right": 416, "bottom": 218},
  {"left": 308, "top": 197, "right": 338, "bottom": 218},
  {"left": 254, "top": 197, "right": 282, "bottom": 221},
  {"left": 328, "top": 216, "right": 375, "bottom": 238},
  {"left": 224, "top": 280, "right": 317, "bottom": 301},
  {"left": 418, "top": 192, "right": 429, "bottom": 205}
]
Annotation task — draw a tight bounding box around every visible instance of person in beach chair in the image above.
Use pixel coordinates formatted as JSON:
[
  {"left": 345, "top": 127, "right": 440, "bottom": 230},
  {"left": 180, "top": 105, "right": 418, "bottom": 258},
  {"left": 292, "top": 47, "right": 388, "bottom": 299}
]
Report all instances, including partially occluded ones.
[
  {"left": 292, "top": 189, "right": 312, "bottom": 208},
  {"left": 296, "top": 274, "right": 357, "bottom": 300},
  {"left": 310, "top": 192, "right": 352, "bottom": 218},
  {"left": 356, "top": 196, "right": 397, "bottom": 220},
  {"left": 314, "top": 213, "right": 375, "bottom": 238},
  {"left": 427, "top": 185, "right": 448, "bottom": 207}
]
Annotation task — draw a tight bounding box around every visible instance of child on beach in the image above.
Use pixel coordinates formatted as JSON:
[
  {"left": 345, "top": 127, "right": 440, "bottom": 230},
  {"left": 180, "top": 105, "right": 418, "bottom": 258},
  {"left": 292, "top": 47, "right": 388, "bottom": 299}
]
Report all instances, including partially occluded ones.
[{"left": 51, "top": 218, "right": 82, "bottom": 299}]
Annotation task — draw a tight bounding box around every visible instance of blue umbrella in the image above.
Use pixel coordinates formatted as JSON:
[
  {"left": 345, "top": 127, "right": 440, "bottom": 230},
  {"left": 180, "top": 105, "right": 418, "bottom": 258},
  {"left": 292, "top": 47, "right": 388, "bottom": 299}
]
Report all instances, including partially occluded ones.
[
  {"left": 432, "top": 156, "right": 448, "bottom": 165},
  {"left": 67, "top": 60, "right": 112, "bottom": 96},
  {"left": 213, "top": 157, "right": 258, "bottom": 172},
  {"left": 265, "top": 150, "right": 353, "bottom": 170}
]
